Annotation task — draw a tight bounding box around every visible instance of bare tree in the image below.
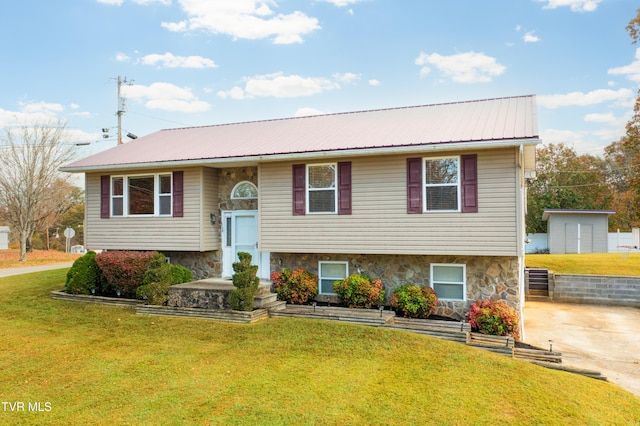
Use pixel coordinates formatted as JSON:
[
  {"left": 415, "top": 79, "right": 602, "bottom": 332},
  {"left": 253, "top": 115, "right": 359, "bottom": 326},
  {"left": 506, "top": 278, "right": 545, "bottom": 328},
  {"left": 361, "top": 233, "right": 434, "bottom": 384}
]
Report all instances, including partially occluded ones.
[{"left": 0, "top": 121, "right": 75, "bottom": 261}]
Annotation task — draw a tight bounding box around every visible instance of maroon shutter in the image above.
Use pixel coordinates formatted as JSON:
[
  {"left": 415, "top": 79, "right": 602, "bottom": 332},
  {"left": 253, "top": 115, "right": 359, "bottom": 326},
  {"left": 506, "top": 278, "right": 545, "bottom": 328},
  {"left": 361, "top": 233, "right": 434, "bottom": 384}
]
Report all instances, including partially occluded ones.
[
  {"left": 461, "top": 154, "right": 478, "bottom": 213},
  {"left": 406, "top": 158, "right": 423, "bottom": 214},
  {"left": 292, "top": 164, "right": 306, "bottom": 215},
  {"left": 338, "top": 162, "right": 352, "bottom": 215},
  {"left": 100, "top": 175, "right": 110, "bottom": 219},
  {"left": 172, "top": 171, "right": 184, "bottom": 217}
]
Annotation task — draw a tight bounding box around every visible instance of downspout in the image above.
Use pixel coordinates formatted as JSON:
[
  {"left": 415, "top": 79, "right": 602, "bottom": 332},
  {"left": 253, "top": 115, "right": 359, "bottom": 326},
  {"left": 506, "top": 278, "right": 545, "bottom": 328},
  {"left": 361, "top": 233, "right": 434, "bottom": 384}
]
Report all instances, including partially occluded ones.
[{"left": 516, "top": 145, "right": 526, "bottom": 341}]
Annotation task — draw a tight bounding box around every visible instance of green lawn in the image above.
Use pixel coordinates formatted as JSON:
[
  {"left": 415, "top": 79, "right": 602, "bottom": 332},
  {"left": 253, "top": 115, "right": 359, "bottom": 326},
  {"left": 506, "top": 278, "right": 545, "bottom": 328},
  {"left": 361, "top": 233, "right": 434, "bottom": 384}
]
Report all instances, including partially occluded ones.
[
  {"left": 526, "top": 252, "right": 640, "bottom": 276},
  {"left": 0, "top": 270, "right": 638, "bottom": 425}
]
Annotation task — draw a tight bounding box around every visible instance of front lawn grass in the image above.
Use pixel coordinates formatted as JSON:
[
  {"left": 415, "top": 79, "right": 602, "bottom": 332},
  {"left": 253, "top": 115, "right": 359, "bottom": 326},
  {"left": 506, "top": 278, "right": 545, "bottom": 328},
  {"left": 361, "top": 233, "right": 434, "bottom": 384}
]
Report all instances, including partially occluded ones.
[
  {"left": 526, "top": 252, "right": 640, "bottom": 276},
  {"left": 1, "top": 270, "right": 638, "bottom": 425}
]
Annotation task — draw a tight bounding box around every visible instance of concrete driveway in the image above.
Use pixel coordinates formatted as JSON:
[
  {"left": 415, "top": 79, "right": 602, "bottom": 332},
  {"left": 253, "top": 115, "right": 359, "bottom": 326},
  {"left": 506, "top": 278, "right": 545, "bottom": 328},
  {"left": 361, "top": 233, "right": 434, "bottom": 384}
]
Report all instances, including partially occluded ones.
[
  {"left": 524, "top": 301, "right": 640, "bottom": 397},
  {"left": 0, "top": 263, "right": 73, "bottom": 278}
]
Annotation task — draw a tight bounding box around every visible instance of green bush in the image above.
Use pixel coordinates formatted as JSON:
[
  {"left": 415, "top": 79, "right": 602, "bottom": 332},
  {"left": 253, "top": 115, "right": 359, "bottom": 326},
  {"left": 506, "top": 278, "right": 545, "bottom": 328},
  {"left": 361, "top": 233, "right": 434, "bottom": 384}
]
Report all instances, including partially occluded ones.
[
  {"left": 228, "top": 252, "right": 260, "bottom": 311},
  {"left": 271, "top": 268, "right": 318, "bottom": 304},
  {"left": 64, "top": 251, "right": 103, "bottom": 295},
  {"left": 95, "top": 250, "right": 158, "bottom": 297},
  {"left": 468, "top": 299, "right": 520, "bottom": 341},
  {"left": 136, "top": 258, "right": 193, "bottom": 305},
  {"left": 333, "top": 274, "right": 384, "bottom": 308},
  {"left": 390, "top": 284, "right": 438, "bottom": 319}
]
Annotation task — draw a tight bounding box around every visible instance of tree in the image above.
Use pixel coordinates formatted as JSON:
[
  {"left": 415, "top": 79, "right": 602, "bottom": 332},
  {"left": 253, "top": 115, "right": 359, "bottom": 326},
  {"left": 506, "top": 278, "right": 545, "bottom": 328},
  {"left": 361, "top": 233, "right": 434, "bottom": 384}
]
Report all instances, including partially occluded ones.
[
  {"left": 526, "top": 143, "right": 611, "bottom": 233},
  {"left": 0, "top": 121, "right": 75, "bottom": 261}
]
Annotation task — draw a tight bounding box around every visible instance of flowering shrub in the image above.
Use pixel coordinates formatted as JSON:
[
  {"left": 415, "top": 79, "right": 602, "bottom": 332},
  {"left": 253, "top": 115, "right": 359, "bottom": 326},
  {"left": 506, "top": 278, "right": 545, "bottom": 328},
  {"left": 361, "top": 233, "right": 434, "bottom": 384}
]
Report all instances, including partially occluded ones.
[
  {"left": 95, "top": 250, "right": 159, "bottom": 298},
  {"left": 271, "top": 268, "right": 318, "bottom": 304},
  {"left": 390, "top": 284, "right": 438, "bottom": 319},
  {"left": 333, "top": 274, "right": 384, "bottom": 308},
  {"left": 468, "top": 299, "right": 520, "bottom": 341}
]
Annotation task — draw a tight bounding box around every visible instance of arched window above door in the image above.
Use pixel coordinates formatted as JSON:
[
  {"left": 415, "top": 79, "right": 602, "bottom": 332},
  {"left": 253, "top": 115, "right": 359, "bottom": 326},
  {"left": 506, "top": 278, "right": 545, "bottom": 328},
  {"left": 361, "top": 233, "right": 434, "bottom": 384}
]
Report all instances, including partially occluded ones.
[{"left": 231, "top": 181, "right": 258, "bottom": 199}]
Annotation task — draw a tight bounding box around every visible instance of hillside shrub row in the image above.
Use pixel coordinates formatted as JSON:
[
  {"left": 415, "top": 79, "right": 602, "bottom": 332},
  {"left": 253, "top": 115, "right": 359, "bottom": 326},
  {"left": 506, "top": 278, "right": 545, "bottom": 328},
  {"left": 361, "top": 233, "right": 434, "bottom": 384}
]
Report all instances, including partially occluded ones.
[{"left": 64, "top": 250, "right": 192, "bottom": 303}]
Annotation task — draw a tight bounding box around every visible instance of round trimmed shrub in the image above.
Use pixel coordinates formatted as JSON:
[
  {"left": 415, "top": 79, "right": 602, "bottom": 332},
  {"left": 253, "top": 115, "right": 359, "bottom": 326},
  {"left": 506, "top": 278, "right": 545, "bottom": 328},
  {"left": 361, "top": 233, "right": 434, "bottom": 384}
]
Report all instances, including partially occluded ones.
[
  {"left": 391, "top": 284, "right": 438, "bottom": 318},
  {"left": 333, "top": 274, "right": 384, "bottom": 308},
  {"left": 271, "top": 268, "right": 318, "bottom": 304},
  {"left": 64, "top": 251, "right": 102, "bottom": 295},
  {"left": 468, "top": 299, "right": 520, "bottom": 341}
]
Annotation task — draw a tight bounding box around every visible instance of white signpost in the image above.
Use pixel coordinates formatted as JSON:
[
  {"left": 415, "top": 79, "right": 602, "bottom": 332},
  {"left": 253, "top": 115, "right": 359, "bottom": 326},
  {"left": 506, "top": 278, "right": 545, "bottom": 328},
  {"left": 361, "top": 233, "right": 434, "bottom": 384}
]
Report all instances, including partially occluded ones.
[{"left": 63, "top": 227, "right": 75, "bottom": 253}]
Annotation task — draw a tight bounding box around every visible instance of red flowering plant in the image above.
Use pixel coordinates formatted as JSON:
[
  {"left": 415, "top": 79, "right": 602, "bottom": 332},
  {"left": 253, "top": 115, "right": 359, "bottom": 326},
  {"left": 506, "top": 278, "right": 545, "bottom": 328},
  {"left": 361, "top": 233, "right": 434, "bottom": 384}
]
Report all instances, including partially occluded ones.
[
  {"left": 333, "top": 274, "right": 385, "bottom": 308},
  {"left": 468, "top": 299, "right": 520, "bottom": 341},
  {"left": 270, "top": 268, "right": 318, "bottom": 304}
]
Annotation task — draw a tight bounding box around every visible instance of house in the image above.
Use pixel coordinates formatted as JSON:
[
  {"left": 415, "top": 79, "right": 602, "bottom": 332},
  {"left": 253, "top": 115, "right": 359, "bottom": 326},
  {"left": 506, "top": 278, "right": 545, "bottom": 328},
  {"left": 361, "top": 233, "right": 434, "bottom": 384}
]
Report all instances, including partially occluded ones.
[
  {"left": 0, "top": 226, "right": 9, "bottom": 250},
  {"left": 61, "top": 95, "right": 540, "bottom": 319},
  {"left": 542, "top": 209, "right": 615, "bottom": 254}
]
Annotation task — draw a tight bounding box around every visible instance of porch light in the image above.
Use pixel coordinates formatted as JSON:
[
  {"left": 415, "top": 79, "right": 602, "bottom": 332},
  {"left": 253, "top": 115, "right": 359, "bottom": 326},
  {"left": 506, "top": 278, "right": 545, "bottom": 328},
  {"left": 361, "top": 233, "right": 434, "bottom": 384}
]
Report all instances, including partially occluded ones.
[
  {"left": 549, "top": 340, "right": 553, "bottom": 352},
  {"left": 379, "top": 305, "right": 384, "bottom": 317},
  {"left": 210, "top": 213, "right": 217, "bottom": 225}
]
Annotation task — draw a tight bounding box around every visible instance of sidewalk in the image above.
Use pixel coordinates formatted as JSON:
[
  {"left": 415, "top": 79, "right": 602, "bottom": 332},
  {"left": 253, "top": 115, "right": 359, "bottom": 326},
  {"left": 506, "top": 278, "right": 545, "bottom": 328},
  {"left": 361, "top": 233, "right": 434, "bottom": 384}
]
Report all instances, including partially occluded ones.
[{"left": 0, "top": 263, "right": 73, "bottom": 278}]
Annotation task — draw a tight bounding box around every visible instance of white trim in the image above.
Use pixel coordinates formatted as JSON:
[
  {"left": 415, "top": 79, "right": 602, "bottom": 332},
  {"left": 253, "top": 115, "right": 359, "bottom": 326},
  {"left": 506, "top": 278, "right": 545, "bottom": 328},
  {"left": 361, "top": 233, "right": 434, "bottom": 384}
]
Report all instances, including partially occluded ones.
[
  {"left": 110, "top": 172, "right": 173, "bottom": 217},
  {"left": 306, "top": 163, "right": 338, "bottom": 215},
  {"left": 423, "top": 156, "right": 461, "bottom": 213},
  {"left": 430, "top": 263, "right": 466, "bottom": 301},
  {"left": 318, "top": 261, "right": 349, "bottom": 295}
]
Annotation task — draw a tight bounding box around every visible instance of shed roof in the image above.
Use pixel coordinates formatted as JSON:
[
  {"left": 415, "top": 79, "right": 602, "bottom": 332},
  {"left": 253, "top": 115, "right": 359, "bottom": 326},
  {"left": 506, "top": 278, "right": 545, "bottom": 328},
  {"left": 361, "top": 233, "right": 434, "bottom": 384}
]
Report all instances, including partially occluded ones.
[
  {"left": 62, "top": 95, "right": 540, "bottom": 172},
  {"left": 542, "top": 209, "right": 616, "bottom": 221}
]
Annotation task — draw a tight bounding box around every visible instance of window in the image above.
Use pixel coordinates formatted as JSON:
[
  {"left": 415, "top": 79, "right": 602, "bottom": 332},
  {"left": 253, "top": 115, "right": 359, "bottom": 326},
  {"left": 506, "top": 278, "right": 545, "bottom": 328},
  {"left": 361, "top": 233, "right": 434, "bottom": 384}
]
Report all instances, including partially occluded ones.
[
  {"left": 430, "top": 264, "right": 466, "bottom": 301},
  {"left": 424, "top": 157, "right": 460, "bottom": 212},
  {"left": 318, "top": 261, "right": 348, "bottom": 295},
  {"left": 308, "top": 164, "right": 337, "bottom": 214},
  {"left": 406, "top": 155, "right": 477, "bottom": 214},
  {"left": 293, "top": 162, "right": 351, "bottom": 216},
  {"left": 231, "top": 181, "right": 258, "bottom": 199},
  {"left": 109, "top": 173, "right": 173, "bottom": 217},
  {"left": 111, "top": 177, "right": 124, "bottom": 217}
]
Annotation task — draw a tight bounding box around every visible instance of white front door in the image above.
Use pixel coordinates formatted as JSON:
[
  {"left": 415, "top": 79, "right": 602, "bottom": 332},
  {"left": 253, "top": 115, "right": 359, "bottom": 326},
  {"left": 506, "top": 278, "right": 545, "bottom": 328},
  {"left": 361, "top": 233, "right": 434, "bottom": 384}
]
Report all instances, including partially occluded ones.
[{"left": 222, "top": 210, "right": 269, "bottom": 279}]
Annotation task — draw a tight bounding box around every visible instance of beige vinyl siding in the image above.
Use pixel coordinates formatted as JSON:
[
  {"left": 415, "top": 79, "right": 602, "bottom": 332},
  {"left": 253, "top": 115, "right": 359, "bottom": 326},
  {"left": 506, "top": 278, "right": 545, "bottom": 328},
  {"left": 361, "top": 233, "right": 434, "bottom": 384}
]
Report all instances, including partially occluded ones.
[
  {"left": 259, "top": 149, "right": 518, "bottom": 256},
  {"left": 200, "top": 167, "right": 220, "bottom": 250},
  {"left": 85, "top": 167, "right": 214, "bottom": 252}
]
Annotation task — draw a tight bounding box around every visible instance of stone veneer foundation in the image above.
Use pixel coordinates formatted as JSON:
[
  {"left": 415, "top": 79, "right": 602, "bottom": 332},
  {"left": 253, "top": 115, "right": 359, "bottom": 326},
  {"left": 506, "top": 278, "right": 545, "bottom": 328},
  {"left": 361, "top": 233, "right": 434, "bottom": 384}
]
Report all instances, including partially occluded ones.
[
  {"left": 271, "top": 253, "right": 520, "bottom": 320},
  {"left": 162, "top": 250, "right": 221, "bottom": 280}
]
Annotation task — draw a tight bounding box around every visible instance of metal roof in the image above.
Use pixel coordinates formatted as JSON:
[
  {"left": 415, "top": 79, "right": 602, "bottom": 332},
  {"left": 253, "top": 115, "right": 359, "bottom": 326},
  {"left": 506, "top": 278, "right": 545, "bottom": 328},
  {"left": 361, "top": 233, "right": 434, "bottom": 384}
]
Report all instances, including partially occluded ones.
[
  {"left": 542, "top": 209, "right": 616, "bottom": 221},
  {"left": 62, "top": 95, "right": 540, "bottom": 172}
]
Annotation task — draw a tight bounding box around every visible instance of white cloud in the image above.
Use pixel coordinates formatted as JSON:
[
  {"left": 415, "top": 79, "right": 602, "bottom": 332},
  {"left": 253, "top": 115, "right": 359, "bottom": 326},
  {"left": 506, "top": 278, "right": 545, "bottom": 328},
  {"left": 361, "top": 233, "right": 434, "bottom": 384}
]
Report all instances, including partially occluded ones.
[
  {"left": 608, "top": 48, "right": 640, "bottom": 82},
  {"left": 536, "top": 0, "right": 602, "bottom": 12},
  {"left": 19, "top": 101, "right": 64, "bottom": 114},
  {"left": 415, "top": 51, "right": 506, "bottom": 83},
  {"left": 523, "top": 31, "right": 540, "bottom": 43},
  {"left": 584, "top": 112, "right": 616, "bottom": 123},
  {"left": 115, "top": 52, "right": 131, "bottom": 62},
  {"left": 217, "top": 86, "right": 248, "bottom": 100},
  {"left": 537, "top": 89, "right": 634, "bottom": 108},
  {"left": 333, "top": 72, "right": 361, "bottom": 84},
  {"left": 295, "top": 107, "right": 325, "bottom": 117},
  {"left": 142, "top": 52, "right": 217, "bottom": 68},
  {"left": 368, "top": 79, "right": 381, "bottom": 86},
  {"left": 161, "top": 1, "right": 320, "bottom": 44},
  {"left": 123, "top": 82, "right": 210, "bottom": 112},
  {"left": 97, "top": 0, "right": 123, "bottom": 5},
  {"left": 218, "top": 73, "right": 339, "bottom": 99}
]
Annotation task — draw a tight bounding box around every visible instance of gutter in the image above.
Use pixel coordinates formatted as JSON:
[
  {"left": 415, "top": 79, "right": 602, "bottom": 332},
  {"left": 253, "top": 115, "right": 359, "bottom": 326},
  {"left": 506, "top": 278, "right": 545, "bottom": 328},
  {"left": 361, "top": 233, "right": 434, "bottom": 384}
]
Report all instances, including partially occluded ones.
[{"left": 60, "top": 137, "right": 541, "bottom": 173}]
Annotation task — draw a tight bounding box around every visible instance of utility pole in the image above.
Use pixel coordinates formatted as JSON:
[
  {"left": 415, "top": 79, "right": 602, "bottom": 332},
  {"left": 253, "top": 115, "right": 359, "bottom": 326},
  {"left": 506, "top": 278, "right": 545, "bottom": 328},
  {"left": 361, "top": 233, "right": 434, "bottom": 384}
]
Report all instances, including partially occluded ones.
[{"left": 116, "top": 76, "right": 132, "bottom": 145}]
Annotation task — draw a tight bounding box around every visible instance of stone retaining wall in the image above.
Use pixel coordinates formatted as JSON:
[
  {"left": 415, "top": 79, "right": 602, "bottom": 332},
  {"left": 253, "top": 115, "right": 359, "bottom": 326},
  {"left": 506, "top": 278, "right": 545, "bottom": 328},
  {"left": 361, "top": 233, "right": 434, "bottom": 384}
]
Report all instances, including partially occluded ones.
[
  {"left": 552, "top": 274, "right": 640, "bottom": 307},
  {"left": 271, "top": 253, "right": 520, "bottom": 320}
]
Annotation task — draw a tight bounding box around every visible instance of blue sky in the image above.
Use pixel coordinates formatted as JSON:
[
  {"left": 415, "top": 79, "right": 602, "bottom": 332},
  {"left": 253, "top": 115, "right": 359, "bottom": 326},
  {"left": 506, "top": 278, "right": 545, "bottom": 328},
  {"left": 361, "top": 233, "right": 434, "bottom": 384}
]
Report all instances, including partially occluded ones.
[{"left": 1, "top": 0, "right": 639, "bottom": 159}]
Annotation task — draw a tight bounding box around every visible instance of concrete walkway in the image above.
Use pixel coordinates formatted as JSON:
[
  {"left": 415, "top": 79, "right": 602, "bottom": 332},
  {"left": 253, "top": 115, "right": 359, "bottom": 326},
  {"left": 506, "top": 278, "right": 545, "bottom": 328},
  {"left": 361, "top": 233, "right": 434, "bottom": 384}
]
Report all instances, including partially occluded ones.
[
  {"left": 0, "top": 263, "right": 73, "bottom": 278},
  {"left": 524, "top": 301, "right": 640, "bottom": 397}
]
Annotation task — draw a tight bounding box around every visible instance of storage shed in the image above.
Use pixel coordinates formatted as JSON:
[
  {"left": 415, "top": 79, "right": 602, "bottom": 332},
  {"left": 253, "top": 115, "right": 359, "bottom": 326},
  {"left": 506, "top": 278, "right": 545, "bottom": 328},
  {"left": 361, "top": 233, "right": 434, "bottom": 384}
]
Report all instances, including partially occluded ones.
[
  {"left": 0, "top": 226, "right": 9, "bottom": 250},
  {"left": 542, "top": 209, "right": 615, "bottom": 254}
]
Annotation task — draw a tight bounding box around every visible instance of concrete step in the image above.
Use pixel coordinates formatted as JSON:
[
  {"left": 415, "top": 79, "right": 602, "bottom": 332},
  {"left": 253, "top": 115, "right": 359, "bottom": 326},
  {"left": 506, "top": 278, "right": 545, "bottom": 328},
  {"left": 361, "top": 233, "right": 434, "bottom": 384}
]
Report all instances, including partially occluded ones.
[{"left": 253, "top": 291, "right": 278, "bottom": 308}]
